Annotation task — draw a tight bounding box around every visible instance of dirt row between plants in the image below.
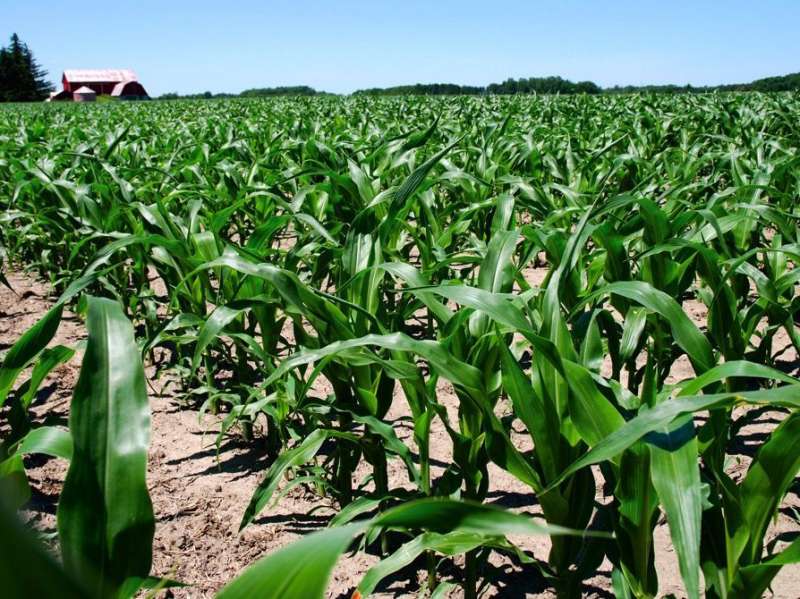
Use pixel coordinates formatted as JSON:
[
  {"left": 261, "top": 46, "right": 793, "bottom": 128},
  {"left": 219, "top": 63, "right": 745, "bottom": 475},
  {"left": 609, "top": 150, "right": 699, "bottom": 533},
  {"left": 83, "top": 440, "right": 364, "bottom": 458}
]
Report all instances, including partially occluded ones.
[{"left": 2, "top": 269, "right": 799, "bottom": 598}]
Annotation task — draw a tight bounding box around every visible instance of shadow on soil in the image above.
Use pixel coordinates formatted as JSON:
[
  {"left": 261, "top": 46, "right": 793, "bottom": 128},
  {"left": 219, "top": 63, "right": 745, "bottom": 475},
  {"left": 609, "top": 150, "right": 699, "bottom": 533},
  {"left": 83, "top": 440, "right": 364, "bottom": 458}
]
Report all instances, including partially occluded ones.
[{"left": 165, "top": 433, "right": 270, "bottom": 479}]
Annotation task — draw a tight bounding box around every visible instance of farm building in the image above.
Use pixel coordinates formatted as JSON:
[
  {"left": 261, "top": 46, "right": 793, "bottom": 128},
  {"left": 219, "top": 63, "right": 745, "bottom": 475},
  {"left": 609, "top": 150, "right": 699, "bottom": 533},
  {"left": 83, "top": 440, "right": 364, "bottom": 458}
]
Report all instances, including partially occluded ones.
[
  {"left": 72, "top": 86, "right": 96, "bottom": 102},
  {"left": 111, "top": 80, "right": 149, "bottom": 100},
  {"left": 59, "top": 69, "right": 149, "bottom": 100}
]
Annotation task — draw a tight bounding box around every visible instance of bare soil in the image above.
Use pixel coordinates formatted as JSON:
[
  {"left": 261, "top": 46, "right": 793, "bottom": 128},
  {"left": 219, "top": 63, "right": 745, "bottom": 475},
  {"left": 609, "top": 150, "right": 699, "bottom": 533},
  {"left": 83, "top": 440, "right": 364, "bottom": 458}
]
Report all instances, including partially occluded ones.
[{"left": 2, "top": 269, "right": 799, "bottom": 598}]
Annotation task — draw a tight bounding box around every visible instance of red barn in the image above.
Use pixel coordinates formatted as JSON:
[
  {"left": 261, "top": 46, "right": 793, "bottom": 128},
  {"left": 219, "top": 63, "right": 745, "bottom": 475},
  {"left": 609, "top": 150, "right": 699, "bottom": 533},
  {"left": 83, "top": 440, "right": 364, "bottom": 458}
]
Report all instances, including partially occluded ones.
[{"left": 61, "top": 69, "right": 145, "bottom": 96}]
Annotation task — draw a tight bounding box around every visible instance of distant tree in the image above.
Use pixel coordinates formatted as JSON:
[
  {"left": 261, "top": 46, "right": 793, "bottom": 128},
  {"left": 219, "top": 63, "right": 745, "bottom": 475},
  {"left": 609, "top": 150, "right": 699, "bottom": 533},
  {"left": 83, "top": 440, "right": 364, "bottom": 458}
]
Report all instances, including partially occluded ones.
[
  {"left": 239, "top": 86, "right": 319, "bottom": 97},
  {"left": 358, "top": 71, "right": 800, "bottom": 97},
  {"left": 156, "top": 90, "right": 238, "bottom": 100},
  {"left": 743, "top": 72, "right": 800, "bottom": 92},
  {"left": 575, "top": 80, "right": 601, "bottom": 94},
  {"left": 354, "top": 83, "right": 484, "bottom": 96},
  {"left": 0, "top": 33, "right": 53, "bottom": 101},
  {"left": 484, "top": 76, "right": 601, "bottom": 95}
]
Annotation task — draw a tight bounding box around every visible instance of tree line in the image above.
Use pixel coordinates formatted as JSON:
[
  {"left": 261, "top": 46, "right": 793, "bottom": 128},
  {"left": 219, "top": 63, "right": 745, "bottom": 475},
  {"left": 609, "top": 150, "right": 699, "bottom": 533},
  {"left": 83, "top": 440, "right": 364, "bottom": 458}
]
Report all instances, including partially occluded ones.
[
  {"left": 486, "top": 76, "right": 600, "bottom": 95},
  {"left": 605, "top": 73, "right": 800, "bottom": 95},
  {"left": 0, "top": 33, "right": 53, "bottom": 102},
  {"left": 159, "top": 86, "right": 324, "bottom": 100},
  {"left": 355, "top": 83, "right": 485, "bottom": 96},
  {"left": 160, "top": 72, "right": 800, "bottom": 99},
  {"left": 353, "top": 77, "right": 598, "bottom": 96},
  {"left": 354, "top": 73, "right": 800, "bottom": 96}
]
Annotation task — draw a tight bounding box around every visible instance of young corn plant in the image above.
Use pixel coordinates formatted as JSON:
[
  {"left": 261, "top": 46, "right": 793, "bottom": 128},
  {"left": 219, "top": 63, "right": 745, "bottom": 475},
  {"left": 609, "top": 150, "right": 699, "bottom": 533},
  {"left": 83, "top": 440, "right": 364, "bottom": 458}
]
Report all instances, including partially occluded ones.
[{"left": 0, "top": 296, "right": 165, "bottom": 598}]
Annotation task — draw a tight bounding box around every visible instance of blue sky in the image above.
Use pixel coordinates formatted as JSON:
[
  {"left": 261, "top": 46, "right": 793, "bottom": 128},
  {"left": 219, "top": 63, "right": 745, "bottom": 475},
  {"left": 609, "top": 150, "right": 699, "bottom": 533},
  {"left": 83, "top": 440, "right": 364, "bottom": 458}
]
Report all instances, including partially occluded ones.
[{"left": 2, "top": 1, "right": 799, "bottom": 96}]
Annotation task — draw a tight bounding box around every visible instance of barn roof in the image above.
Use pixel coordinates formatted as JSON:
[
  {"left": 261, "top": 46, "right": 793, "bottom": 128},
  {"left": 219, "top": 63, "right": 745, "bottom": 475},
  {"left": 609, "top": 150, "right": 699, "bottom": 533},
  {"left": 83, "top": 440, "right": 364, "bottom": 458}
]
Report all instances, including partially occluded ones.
[
  {"left": 111, "top": 80, "right": 149, "bottom": 97},
  {"left": 73, "top": 86, "right": 97, "bottom": 94},
  {"left": 63, "top": 69, "right": 138, "bottom": 83}
]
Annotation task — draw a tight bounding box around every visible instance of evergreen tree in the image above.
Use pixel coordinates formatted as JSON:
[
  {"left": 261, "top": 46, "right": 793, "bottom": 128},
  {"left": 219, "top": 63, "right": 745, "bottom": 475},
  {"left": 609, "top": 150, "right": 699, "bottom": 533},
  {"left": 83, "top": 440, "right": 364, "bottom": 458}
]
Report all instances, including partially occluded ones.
[{"left": 0, "top": 33, "right": 53, "bottom": 102}]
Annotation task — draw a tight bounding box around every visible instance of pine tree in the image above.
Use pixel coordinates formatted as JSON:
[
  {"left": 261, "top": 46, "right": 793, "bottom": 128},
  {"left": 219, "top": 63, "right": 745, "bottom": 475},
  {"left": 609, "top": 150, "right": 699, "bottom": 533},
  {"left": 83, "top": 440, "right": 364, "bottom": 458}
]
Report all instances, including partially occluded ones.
[
  {"left": 0, "top": 33, "right": 53, "bottom": 102},
  {"left": 7, "top": 33, "right": 32, "bottom": 100}
]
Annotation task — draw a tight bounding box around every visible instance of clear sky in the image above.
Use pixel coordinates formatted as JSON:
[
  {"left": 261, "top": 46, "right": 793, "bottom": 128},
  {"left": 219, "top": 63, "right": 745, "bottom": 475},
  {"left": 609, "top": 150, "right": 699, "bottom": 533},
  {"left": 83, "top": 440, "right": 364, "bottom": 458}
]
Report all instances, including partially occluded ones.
[{"left": 2, "top": 1, "right": 799, "bottom": 96}]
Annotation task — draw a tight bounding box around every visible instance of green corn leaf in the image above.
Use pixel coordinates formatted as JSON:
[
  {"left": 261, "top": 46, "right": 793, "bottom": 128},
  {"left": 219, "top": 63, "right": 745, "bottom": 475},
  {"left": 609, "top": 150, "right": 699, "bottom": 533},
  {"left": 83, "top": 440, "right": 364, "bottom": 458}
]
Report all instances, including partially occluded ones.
[
  {"left": 428, "top": 284, "right": 533, "bottom": 333},
  {"left": 217, "top": 521, "right": 363, "bottom": 599},
  {"left": 562, "top": 359, "right": 625, "bottom": 447},
  {"left": 619, "top": 307, "right": 647, "bottom": 363},
  {"left": 357, "top": 531, "right": 485, "bottom": 596},
  {"left": 648, "top": 416, "right": 703, "bottom": 599},
  {"left": 0, "top": 454, "right": 30, "bottom": 509},
  {"left": 377, "top": 261, "right": 453, "bottom": 324},
  {"left": 328, "top": 495, "right": 387, "bottom": 528},
  {"left": 675, "top": 360, "right": 800, "bottom": 396},
  {"left": 587, "top": 281, "right": 715, "bottom": 373},
  {"left": 431, "top": 582, "right": 459, "bottom": 598},
  {"left": 470, "top": 230, "right": 519, "bottom": 336},
  {"left": 731, "top": 536, "right": 800, "bottom": 599},
  {"left": 0, "top": 304, "right": 63, "bottom": 407},
  {"left": 351, "top": 412, "right": 420, "bottom": 485},
  {"left": 18, "top": 345, "right": 75, "bottom": 408},
  {"left": 262, "top": 333, "right": 485, "bottom": 396},
  {"left": 387, "top": 137, "right": 461, "bottom": 216},
  {"left": 223, "top": 498, "right": 590, "bottom": 599},
  {"left": 57, "top": 297, "right": 154, "bottom": 596},
  {"left": 192, "top": 304, "right": 249, "bottom": 372},
  {"left": 0, "top": 501, "right": 89, "bottom": 599},
  {"left": 547, "top": 385, "right": 800, "bottom": 491},
  {"left": 738, "top": 412, "right": 800, "bottom": 565},
  {"left": 240, "top": 429, "right": 329, "bottom": 530},
  {"left": 11, "top": 426, "right": 73, "bottom": 461},
  {"left": 372, "top": 498, "right": 578, "bottom": 537}
]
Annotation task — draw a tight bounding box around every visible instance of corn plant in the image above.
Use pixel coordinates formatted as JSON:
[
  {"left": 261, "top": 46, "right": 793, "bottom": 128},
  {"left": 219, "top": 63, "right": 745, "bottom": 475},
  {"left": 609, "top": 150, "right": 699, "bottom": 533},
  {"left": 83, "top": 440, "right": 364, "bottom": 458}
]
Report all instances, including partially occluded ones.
[{"left": 0, "top": 296, "right": 165, "bottom": 597}]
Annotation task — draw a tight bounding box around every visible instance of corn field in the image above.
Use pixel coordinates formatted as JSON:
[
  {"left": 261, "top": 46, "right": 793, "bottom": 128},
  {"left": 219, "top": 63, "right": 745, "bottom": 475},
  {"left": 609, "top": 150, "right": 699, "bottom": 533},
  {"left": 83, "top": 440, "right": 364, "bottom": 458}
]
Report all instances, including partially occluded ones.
[{"left": 1, "top": 92, "right": 800, "bottom": 598}]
